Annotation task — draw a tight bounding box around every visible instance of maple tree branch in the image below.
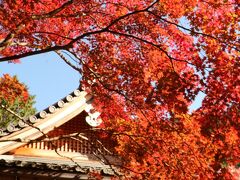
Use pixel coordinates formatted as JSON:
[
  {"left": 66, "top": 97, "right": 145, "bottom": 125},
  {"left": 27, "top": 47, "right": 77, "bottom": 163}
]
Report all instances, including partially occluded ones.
[
  {"left": 0, "top": 0, "right": 160, "bottom": 63},
  {"left": 85, "top": 140, "right": 121, "bottom": 176},
  {"left": 104, "top": 0, "right": 159, "bottom": 30},
  {"left": 107, "top": 30, "right": 177, "bottom": 70},
  {"left": 69, "top": 0, "right": 160, "bottom": 45},
  {"left": 31, "top": 0, "right": 73, "bottom": 19},
  {"left": 0, "top": 104, "right": 24, "bottom": 120},
  {"left": 0, "top": 0, "right": 74, "bottom": 50},
  {"left": 62, "top": 51, "right": 80, "bottom": 64},
  {"left": 34, "top": 31, "right": 74, "bottom": 40},
  {"left": 54, "top": 50, "right": 81, "bottom": 72},
  {"left": 0, "top": 45, "right": 68, "bottom": 62},
  {"left": 0, "top": 29, "right": 107, "bottom": 62}
]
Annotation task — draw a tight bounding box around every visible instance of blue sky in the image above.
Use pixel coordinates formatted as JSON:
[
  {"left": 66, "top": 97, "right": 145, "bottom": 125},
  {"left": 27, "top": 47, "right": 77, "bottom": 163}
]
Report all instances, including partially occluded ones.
[{"left": 0, "top": 52, "right": 80, "bottom": 111}]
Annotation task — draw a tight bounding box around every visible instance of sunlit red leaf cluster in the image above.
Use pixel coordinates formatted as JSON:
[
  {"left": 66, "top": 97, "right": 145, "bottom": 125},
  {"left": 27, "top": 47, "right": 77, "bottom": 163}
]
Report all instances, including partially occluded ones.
[{"left": 0, "top": 0, "right": 239, "bottom": 179}]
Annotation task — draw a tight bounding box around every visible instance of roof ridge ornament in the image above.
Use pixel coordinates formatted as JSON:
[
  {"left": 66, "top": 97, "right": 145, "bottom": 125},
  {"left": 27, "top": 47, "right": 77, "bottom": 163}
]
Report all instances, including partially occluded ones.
[{"left": 85, "top": 104, "right": 102, "bottom": 127}]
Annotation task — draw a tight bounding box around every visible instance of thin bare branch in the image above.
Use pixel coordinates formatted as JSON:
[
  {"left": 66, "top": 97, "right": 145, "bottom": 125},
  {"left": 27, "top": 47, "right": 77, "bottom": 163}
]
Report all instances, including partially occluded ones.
[{"left": 55, "top": 50, "right": 82, "bottom": 72}]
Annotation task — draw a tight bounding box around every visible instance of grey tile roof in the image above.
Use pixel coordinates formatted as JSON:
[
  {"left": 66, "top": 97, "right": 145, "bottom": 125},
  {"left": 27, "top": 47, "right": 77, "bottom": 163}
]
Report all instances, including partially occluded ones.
[
  {"left": 0, "top": 89, "right": 88, "bottom": 136},
  {"left": 0, "top": 155, "right": 117, "bottom": 176}
]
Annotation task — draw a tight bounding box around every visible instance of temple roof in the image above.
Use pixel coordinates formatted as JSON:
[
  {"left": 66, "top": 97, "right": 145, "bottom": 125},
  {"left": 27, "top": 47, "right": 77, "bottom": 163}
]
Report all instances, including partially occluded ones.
[
  {"left": 0, "top": 89, "right": 120, "bottom": 179},
  {"left": 0, "top": 89, "right": 92, "bottom": 136},
  {"left": 0, "top": 89, "right": 99, "bottom": 154}
]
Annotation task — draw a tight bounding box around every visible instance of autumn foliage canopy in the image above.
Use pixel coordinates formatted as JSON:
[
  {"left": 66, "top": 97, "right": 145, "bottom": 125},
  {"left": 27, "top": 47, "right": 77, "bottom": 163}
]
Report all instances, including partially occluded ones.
[
  {"left": 0, "top": 0, "right": 239, "bottom": 179},
  {"left": 0, "top": 74, "right": 36, "bottom": 128}
]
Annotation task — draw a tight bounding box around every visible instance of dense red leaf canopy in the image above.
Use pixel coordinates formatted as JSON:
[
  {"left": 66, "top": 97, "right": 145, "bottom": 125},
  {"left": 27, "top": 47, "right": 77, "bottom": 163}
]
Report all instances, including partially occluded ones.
[{"left": 0, "top": 0, "right": 239, "bottom": 179}]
